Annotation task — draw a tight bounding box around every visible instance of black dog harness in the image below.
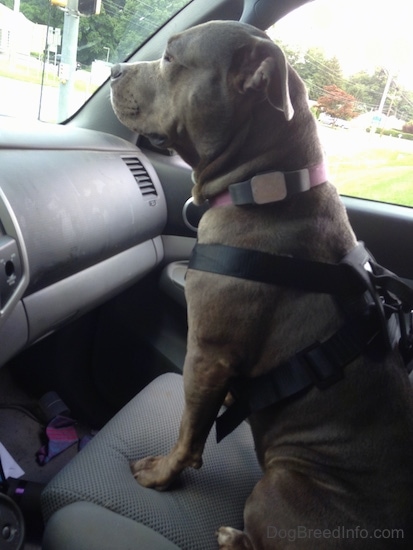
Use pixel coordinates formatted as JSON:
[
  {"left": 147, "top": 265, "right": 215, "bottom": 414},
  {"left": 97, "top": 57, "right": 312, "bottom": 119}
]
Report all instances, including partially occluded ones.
[{"left": 188, "top": 241, "right": 413, "bottom": 442}]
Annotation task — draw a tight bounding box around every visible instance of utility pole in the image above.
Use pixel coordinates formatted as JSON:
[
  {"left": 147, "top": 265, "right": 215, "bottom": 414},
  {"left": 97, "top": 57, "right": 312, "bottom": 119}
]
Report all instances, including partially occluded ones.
[
  {"left": 58, "top": 0, "right": 80, "bottom": 120},
  {"left": 13, "top": 0, "right": 20, "bottom": 16},
  {"left": 377, "top": 70, "right": 393, "bottom": 118}
]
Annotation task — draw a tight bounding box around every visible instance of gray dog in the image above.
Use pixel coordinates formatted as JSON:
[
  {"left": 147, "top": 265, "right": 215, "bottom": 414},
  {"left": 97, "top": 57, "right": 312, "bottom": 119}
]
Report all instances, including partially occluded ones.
[{"left": 111, "top": 21, "right": 413, "bottom": 549}]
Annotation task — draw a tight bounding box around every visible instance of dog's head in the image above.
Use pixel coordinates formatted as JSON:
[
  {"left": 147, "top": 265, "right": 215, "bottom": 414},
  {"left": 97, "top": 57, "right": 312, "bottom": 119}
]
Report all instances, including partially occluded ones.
[{"left": 111, "top": 21, "right": 303, "bottom": 200}]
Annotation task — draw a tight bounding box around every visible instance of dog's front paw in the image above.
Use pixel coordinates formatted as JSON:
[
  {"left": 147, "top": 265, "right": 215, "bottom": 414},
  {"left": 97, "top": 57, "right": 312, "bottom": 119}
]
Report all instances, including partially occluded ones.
[
  {"left": 216, "top": 526, "right": 254, "bottom": 549},
  {"left": 131, "top": 456, "right": 177, "bottom": 491}
]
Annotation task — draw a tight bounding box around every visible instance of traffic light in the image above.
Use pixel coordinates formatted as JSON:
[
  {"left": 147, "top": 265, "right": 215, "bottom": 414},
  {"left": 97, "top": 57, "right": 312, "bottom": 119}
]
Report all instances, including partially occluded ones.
[
  {"left": 50, "top": 0, "right": 101, "bottom": 15},
  {"left": 50, "top": 0, "right": 67, "bottom": 7},
  {"left": 78, "top": 0, "right": 101, "bottom": 15}
]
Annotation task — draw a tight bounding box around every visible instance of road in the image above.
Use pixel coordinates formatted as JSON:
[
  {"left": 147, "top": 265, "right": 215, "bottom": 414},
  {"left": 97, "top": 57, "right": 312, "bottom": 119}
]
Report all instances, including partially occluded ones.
[
  {"left": 0, "top": 74, "right": 92, "bottom": 122},
  {"left": 318, "top": 125, "right": 413, "bottom": 156}
]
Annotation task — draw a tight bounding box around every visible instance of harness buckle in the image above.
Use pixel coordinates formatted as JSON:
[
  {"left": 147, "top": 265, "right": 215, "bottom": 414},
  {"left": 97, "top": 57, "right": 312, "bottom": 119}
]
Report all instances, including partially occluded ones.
[
  {"left": 381, "top": 294, "right": 413, "bottom": 369},
  {"left": 300, "top": 343, "right": 344, "bottom": 390},
  {"left": 398, "top": 308, "right": 413, "bottom": 370}
]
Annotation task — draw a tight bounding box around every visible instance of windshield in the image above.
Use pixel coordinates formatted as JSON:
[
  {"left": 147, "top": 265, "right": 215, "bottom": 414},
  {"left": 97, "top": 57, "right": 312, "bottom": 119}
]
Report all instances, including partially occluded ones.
[{"left": 0, "top": 0, "right": 190, "bottom": 122}]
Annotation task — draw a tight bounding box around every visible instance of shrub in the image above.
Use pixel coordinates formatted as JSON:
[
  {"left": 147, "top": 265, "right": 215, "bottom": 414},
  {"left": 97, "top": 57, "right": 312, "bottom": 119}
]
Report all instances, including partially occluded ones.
[
  {"left": 402, "top": 121, "right": 413, "bottom": 135},
  {"left": 366, "top": 127, "right": 413, "bottom": 141}
]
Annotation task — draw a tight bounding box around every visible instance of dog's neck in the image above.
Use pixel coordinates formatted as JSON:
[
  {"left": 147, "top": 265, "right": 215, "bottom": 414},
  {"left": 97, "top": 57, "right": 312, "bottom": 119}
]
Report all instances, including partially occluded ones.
[{"left": 206, "top": 162, "right": 328, "bottom": 208}]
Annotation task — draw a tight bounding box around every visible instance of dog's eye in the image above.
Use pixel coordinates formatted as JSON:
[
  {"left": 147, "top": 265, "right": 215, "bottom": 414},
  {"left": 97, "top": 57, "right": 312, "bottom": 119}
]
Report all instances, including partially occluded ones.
[{"left": 163, "top": 52, "right": 174, "bottom": 63}]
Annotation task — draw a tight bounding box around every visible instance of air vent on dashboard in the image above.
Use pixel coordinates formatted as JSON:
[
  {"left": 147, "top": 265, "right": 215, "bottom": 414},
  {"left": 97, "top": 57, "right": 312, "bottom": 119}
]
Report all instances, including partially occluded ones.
[{"left": 122, "top": 156, "right": 157, "bottom": 198}]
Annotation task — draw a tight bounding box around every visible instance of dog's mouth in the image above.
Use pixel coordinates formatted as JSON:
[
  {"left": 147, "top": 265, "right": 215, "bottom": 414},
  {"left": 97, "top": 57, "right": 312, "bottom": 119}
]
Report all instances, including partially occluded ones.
[
  {"left": 124, "top": 106, "right": 141, "bottom": 117},
  {"left": 112, "top": 102, "right": 140, "bottom": 118},
  {"left": 111, "top": 92, "right": 170, "bottom": 148}
]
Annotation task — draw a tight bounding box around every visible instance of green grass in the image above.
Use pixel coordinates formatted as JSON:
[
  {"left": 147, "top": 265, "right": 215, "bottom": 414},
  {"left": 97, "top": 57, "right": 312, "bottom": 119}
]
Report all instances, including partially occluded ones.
[
  {"left": 329, "top": 148, "right": 413, "bottom": 207},
  {"left": 0, "top": 61, "right": 59, "bottom": 86}
]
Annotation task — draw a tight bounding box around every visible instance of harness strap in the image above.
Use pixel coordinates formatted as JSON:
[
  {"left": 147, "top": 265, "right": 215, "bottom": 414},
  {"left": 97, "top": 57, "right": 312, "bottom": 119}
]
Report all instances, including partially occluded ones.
[
  {"left": 188, "top": 243, "right": 367, "bottom": 295},
  {"left": 188, "top": 241, "right": 413, "bottom": 441},
  {"left": 216, "top": 314, "right": 381, "bottom": 442},
  {"left": 189, "top": 241, "right": 413, "bottom": 323}
]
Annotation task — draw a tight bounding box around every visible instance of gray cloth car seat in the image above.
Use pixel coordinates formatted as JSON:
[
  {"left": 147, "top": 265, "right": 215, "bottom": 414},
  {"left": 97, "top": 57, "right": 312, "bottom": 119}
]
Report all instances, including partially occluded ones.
[
  {"left": 41, "top": 373, "right": 262, "bottom": 550},
  {"left": 43, "top": 501, "right": 181, "bottom": 550}
]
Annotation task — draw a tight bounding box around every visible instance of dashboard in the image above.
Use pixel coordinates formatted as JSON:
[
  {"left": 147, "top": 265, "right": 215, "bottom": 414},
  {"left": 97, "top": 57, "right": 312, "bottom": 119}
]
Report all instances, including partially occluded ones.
[{"left": 0, "top": 117, "right": 168, "bottom": 366}]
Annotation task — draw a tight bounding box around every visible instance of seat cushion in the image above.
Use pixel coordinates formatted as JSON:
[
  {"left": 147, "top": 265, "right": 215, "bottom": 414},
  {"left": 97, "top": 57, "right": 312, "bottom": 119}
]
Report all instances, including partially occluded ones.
[
  {"left": 41, "top": 373, "right": 262, "bottom": 550},
  {"left": 43, "top": 501, "right": 180, "bottom": 550}
]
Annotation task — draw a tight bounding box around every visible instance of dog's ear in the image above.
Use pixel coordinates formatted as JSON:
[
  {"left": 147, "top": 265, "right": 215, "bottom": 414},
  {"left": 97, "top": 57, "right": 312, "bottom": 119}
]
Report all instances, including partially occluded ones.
[{"left": 235, "top": 40, "right": 294, "bottom": 121}]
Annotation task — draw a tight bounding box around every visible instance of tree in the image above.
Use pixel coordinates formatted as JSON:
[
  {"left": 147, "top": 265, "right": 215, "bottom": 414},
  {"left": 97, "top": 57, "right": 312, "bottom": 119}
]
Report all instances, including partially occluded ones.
[
  {"left": 290, "top": 48, "right": 343, "bottom": 101},
  {"left": 403, "top": 121, "right": 413, "bottom": 135},
  {"left": 344, "top": 68, "right": 388, "bottom": 112},
  {"left": 280, "top": 40, "right": 413, "bottom": 122},
  {"left": 77, "top": 4, "right": 118, "bottom": 65},
  {"left": 317, "top": 85, "right": 357, "bottom": 121},
  {"left": 343, "top": 69, "right": 413, "bottom": 120},
  {"left": 111, "top": 0, "right": 185, "bottom": 63},
  {"left": 20, "top": 0, "right": 64, "bottom": 29},
  {"left": 397, "top": 92, "right": 413, "bottom": 123}
]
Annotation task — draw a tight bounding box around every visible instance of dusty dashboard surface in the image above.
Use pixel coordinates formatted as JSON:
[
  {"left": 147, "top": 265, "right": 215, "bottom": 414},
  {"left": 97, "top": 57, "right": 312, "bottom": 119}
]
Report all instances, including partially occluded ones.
[{"left": 0, "top": 117, "right": 167, "bottom": 365}]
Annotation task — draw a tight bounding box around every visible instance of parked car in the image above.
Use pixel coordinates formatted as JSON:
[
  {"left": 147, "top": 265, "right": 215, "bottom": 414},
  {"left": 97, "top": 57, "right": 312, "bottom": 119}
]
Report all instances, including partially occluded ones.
[
  {"left": 0, "top": 0, "right": 412, "bottom": 548},
  {"left": 319, "top": 113, "right": 349, "bottom": 129}
]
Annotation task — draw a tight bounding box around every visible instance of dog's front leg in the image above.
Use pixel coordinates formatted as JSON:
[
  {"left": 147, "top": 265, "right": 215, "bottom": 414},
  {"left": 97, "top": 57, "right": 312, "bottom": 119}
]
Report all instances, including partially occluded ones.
[{"left": 131, "top": 345, "right": 233, "bottom": 490}]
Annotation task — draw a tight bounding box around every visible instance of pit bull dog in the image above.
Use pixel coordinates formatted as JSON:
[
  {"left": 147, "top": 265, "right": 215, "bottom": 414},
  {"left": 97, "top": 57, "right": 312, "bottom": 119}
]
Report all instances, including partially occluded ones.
[{"left": 111, "top": 21, "right": 413, "bottom": 549}]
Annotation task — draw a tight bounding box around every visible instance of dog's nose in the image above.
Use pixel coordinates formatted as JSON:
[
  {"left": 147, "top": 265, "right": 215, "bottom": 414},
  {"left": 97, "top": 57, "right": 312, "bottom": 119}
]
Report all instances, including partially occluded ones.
[{"left": 111, "top": 64, "right": 123, "bottom": 80}]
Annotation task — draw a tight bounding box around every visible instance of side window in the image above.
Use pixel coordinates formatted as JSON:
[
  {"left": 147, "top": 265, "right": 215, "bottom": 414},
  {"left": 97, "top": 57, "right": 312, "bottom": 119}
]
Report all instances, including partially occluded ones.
[{"left": 269, "top": 0, "right": 413, "bottom": 208}]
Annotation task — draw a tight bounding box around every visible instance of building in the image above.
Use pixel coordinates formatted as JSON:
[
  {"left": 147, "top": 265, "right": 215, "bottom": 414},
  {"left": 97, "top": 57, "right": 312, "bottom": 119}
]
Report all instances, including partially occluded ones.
[
  {"left": 350, "top": 110, "right": 405, "bottom": 131},
  {"left": 0, "top": 3, "right": 47, "bottom": 57}
]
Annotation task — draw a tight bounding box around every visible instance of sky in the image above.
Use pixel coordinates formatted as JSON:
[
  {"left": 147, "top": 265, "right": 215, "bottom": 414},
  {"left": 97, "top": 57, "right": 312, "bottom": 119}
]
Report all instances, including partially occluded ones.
[{"left": 269, "top": 0, "right": 413, "bottom": 90}]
